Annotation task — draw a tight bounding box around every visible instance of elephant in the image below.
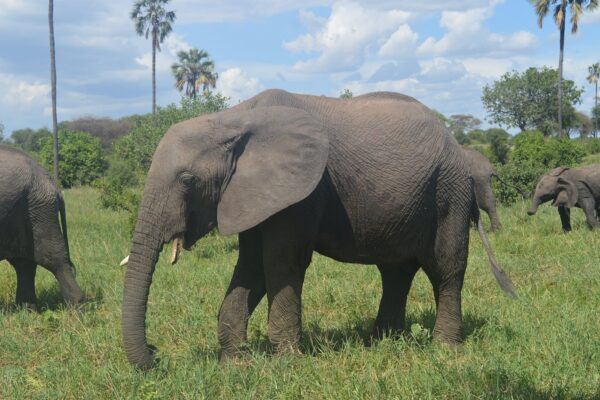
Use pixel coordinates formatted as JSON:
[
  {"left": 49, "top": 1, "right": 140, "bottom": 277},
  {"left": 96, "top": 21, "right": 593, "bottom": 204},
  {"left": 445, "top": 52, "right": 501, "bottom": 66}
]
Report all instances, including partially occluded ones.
[
  {"left": 120, "top": 89, "right": 516, "bottom": 369},
  {"left": 0, "top": 145, "right": 85, "bottom": 309},
  {"left": 462, "top": 147, "right": 525, "bottom": 232},
  {"left": 527, "top": 165, "right": 600, "bottom": 231}
]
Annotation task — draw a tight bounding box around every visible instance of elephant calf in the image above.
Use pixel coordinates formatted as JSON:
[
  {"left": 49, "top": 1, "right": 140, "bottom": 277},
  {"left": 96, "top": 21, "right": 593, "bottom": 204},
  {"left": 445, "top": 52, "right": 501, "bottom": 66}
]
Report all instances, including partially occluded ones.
[
  {"left": 528, "top": 165, "right": 600, "bottom": 231},
  {"left": 0, "top": 145, "right": 85, "bottom": 309}
]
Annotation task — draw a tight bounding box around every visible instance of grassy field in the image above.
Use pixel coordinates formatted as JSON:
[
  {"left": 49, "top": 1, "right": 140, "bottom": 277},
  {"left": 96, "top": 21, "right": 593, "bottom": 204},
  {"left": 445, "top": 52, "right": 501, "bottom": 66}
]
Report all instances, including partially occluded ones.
[{"left": 1, "top": 187, "right": 599, "bottom": 399}]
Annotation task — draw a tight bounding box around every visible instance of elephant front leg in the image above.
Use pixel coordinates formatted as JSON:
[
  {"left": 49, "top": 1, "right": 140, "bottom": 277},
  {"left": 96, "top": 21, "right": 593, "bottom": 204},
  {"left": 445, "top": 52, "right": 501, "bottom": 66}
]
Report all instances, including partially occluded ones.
[
  {"left": 372, "top": 263, "right": 419, "bottom": 339},
  {"left": 218, "top": 229, "right": 266, "bottom": 362},
  {"left": 558, "top": 206, "right": 572, "bottom": 232},
  {"left": 261, "top": 220, "right": 315, "bottom": 355},
  {"left": 9, "top": 258, "right": 37, "bottom": 310}
]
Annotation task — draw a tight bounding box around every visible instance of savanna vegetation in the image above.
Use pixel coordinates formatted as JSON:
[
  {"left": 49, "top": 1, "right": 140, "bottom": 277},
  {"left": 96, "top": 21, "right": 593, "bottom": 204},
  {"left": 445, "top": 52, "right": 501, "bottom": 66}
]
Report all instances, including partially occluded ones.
[{"left": 0, "top": 186, "right": 599, "bottom": 398}]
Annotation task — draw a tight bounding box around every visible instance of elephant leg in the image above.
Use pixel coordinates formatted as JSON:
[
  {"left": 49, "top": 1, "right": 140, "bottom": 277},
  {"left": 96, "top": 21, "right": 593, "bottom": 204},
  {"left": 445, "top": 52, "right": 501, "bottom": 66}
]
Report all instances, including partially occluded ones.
[
  {"left": 218, "top": 228, "right": 266, "bottom": 361},
  {"left": 479, "top": 185, "right": 501, "bottom": 232},
  {"left": 580, "top": 199, "right": 600, "bottom": 229},
  {"left": 422, "top": 215, "right": 468, "bottom": 345},
  {"left": 261, "top": 204, "right": 321, "bottom": 354},
  {"left": 558, "top": 206, "right": 572, "bottom": 232},
  {"left": 9, "top": 258, "right": 37, "bottom": 310},
  {"left": 372, "top": 262, "right": 419, "bottom": 339}
]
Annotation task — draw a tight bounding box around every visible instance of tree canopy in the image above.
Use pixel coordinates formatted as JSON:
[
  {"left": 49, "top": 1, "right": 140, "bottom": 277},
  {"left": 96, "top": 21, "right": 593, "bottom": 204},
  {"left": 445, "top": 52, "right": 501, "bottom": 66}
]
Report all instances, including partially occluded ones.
[{"left": 481, "top": 67, "right": 583, "bottom": 135}]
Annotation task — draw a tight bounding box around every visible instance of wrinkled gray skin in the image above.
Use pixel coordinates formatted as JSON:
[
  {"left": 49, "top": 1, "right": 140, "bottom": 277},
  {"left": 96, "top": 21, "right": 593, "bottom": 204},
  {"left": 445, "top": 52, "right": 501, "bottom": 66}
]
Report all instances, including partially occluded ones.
[
  {"left": 528, "top": 165, "right": 600, "bottom": 231},
  {"left": 462, "top": 148, "right": 503, "bottom": 232},
  {"left": 122, "top": 89, "right": 515, "bottom": 369},
  {"left": 0, "top": 145, "right": 85, "bottom": 309}
]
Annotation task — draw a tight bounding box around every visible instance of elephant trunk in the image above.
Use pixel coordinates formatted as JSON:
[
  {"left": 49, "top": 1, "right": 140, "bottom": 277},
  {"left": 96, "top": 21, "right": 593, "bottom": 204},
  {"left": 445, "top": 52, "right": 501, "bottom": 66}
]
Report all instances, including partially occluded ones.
[
  {"left": 528, "top": 195, "right": 541, "bottom": 215},
  {"left": 122, "top": 194, "right": 165, "bottom": 370}
]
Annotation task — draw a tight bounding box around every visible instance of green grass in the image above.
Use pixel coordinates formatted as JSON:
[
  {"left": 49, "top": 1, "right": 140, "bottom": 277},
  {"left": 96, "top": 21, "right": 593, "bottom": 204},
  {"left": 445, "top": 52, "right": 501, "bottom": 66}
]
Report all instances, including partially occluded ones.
[{"left": 1, "top": 187, "right": 599, "bottom": 399}]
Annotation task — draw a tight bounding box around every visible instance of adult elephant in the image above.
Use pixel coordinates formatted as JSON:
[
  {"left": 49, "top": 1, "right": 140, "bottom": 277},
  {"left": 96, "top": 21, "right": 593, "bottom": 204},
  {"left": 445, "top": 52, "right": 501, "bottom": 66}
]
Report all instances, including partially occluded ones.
[
  {"left": 528, "top": 165, "right": 600, "bottom": 231},
  {"left": 121, "top": 89, "right": 516, "bottom": 369},
  {"left": 462, "top": 147, "right": 525, "bottom": 232},
  {"left": 0, "top": 145, "right": 85, "bottom": 309}
]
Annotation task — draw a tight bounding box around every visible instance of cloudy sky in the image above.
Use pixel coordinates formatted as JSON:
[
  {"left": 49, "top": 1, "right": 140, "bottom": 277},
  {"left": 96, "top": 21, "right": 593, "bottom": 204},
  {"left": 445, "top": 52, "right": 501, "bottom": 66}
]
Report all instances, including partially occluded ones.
[{"left": 1, "top": 0, "right": 599, "bottom": 135}]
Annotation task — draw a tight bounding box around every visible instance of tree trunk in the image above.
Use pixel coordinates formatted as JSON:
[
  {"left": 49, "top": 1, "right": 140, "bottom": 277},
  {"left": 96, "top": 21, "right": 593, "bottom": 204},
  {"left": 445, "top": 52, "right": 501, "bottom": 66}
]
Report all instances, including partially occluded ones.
[
  {"left": 152, "top": 34, "right": 156, "bottom": 115},
  {"left": 595, "top": 81, "right": 598, "bottom": 138},
  {"left": 48, "top": 0, "right": 59, "bottom": 184},
  {"left": 558, "top": 10, "right": 565, "bottom": 137}
]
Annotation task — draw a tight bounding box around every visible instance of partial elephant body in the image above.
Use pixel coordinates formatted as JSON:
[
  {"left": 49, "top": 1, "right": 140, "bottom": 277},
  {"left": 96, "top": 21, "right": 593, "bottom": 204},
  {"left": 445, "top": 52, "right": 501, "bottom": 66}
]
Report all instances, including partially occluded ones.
[
  {"left": 462, "top": 147, "right": 502, "bottom": 231},
  {"left": 0, "top": 145, "right": 84, "bottom": 308},
  {"left": 528, "top": 165, "right": 600, "bottom": 231},
  {"left": 121, "top": 89, "right": 514, "bottom": 369}
]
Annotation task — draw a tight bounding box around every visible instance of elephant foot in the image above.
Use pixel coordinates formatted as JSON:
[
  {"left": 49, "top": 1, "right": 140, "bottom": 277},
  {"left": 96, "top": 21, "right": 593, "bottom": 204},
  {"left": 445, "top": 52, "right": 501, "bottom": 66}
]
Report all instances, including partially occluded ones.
[
  {"left": 17, "top": 302, "right": 38, "bottom": 312},
  {"left": 219, "top": 350, "right": 255, "bottom": 367},
  {"left": 369, "top": 322, "right": 404, "bottom": 345},
  {"left": 432, "top": 329, "right": 463, "bottom": 348},
  {"left": 272, "top": 340, "right": 302, "bottom": 356}
]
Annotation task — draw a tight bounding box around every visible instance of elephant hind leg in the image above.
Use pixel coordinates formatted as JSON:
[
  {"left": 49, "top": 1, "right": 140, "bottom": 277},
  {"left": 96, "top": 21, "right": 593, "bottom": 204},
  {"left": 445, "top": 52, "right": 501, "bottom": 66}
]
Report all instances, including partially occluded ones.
[
  {"left": 218, "top": 228, "right": 266, "bottom": 361},
  {"left": 372, "top": 262, "right": 419, "bottom": 340},
  {"left": 422, "top": 214, "right": 469, "bottom": 345},
  {"left": 9, "top": 258, "right": 38, "bottom": 310}
]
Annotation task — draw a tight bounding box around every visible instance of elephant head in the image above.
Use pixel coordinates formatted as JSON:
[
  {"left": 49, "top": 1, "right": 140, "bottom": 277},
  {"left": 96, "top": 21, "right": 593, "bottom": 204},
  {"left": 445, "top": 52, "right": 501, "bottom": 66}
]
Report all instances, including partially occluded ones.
[
  {"left": 122, "top": 106, "right": 329, "bottom": 369},
  {"left": 527, "top": 167, "right": 577, "bottom": 215}
]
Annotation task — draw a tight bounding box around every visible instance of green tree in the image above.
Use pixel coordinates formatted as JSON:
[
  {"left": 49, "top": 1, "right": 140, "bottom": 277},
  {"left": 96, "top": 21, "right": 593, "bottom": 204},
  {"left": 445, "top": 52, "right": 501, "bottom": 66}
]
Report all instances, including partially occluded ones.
[
  {"left": 10, "top": 128, "right": 52, "bottom": 153},
  {"left": 587, "top": 62, "right": 600, "bottom": 136},
  {"left": 131, "top": 0, "right": 176, "bottom": 114},
  {"left": 488, "top": 128, "right": 510, "bottom": 164},
  {"left": 0, "top": 121, "right": 4, "bottom": 142},
  {"left": 530, "top": 0, "right": 598, "bottom": 136},
  {"left": 571, "top": 111, "right": 592, "bottom": 138},
  {"left": 339, "top": 89, "right": 353, "bottom": 99},
  {"left": 592, "top": 105, "right": 600, "bottom": 133},
  {"left": 39, "top": 130, "right": 107, "bottom": 188},
  {"left": 482, "top": 67, "right": 583, "bottom": 135},
  {"left": 171, "top": 48, "right": 218, "bottom": 98},
  {"left": 48, "top": 0, "right": 59, "bottom": 183}
]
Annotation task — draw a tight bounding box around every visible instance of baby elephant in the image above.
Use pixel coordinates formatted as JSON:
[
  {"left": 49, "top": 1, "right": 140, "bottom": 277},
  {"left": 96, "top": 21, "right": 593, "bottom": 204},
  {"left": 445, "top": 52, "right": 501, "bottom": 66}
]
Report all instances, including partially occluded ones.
[
  {"left": 528, "top": 165, "right": 600, "bottom": 231},
  {"left": 0, "top": 145, "right": 85, "bottom": 309}
]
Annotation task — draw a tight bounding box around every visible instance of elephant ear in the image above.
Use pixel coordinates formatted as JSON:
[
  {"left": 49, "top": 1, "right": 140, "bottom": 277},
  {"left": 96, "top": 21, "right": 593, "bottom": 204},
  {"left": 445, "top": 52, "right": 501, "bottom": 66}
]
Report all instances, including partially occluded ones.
[
  {"left": 552, "top": 177, "right": 578, "bottom": 208},
  {"left": 548, "top": 167, "right": 569, "bottom": 177},
  {"left": 216, "top": 106, "right": 329, "bottom": 235}
]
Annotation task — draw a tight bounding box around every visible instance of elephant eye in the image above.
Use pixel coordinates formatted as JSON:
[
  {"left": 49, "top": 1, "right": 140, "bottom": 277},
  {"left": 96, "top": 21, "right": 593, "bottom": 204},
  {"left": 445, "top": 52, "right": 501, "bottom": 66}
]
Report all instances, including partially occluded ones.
[{"left": 180, "top": 173, "right": 196, "bottom": 186}]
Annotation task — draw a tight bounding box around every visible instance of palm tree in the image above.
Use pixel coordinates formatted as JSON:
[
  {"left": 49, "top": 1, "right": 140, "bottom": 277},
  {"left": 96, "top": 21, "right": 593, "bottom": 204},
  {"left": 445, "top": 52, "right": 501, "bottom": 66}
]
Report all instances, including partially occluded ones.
[
  {"left": 48, "top": 0, "right": 59, "bottom": 183},
  {"left": 171, "top": 48, "right": 218, "bottom": 98},
  {"left": 131, "top": 0, "right": 176, "bottom": 114},
  {"left": 587, "top": 62, "right": 600, "bottom": 136},
  {"left": 531, "top": 0, "right": 598, "bottom": 137}
]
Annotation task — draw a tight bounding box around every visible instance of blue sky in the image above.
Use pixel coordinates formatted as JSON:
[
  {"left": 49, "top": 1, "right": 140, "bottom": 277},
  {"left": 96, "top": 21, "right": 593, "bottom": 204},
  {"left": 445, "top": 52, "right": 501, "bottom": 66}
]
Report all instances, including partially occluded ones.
[{"left": 1, "top": 0, "right": 599, "bottom": 136}]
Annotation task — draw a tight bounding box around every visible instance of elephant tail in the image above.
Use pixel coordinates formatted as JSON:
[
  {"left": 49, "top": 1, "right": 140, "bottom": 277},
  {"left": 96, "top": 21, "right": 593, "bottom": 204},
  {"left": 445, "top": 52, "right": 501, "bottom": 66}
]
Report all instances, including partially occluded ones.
[
  {"left": 57, "top": 191, "right": 70, "bottom": 259},
  {"left": 474, "top": 210, "right": 517, "bottom": 298},
  {"left": 491, "top": 173, "right": 527, "bottom": 198}
]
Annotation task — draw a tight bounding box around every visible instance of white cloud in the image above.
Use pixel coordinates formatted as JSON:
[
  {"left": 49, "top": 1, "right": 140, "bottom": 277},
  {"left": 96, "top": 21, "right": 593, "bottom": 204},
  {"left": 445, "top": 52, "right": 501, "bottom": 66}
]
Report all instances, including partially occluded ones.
[
  {"left": 135, "top": 33, "right": 192, "bottom": 74},
  {"left": 581, "top": 7, "right": 600, "bottom": 24},
  {"left": 378, "top": 24, "right": 418, "bottom": 58},
  {"left": 0, "top": 73, "right": 50, "bottom": 110},
  {"left": 419, "top": 58, "right": 466, "bottom": 82},
  {"left": 217, "top": 68, "right": 264, "bottom": 104},
  {"left": 461, "top": 57, "right": 514, "bottom": 78},
  {"left": 418, "top": 4, "right": 537, "bottom": 57},
  {"left": 284, "top": 1, "right": 413, "bottom": 72}
]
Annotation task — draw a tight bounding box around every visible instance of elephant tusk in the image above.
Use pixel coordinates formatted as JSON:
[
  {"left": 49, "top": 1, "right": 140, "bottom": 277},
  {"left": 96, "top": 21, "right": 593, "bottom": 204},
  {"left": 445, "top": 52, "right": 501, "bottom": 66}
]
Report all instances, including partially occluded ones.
[
  {"left": 170, "top": 236, "right": 183, "bottom": 265},
  {"left": 120, "top": 255, "right": 130, "bottom": 267}
]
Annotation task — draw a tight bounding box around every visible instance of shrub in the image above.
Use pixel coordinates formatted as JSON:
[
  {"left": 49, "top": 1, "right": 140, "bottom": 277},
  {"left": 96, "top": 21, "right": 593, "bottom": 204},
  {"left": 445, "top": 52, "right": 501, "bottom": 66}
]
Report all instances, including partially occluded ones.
[
  {"left": 39, "top": 129, "right": 107, "bottom": 188},
  {"left": 582, "top": 138, "right": 600, "bottom": 154},
  {"left": 493, "top": 130, "right": 585, "bottom": 205}
]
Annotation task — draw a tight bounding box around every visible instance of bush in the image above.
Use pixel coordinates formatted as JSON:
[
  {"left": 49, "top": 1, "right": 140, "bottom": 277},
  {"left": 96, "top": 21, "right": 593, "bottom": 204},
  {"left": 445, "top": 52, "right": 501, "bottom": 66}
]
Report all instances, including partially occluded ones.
[
  {"left": 581, "top": 138, "right": 600, "bottom": 154},
  {"left": 39, "top": 129, "right": 107, "bottom": 188},
  {"left": 488, "top": 128, "right": 510, "bottom": 164},
  {"left": 493, "top": 130, "right": 585, "bottom": 205}
]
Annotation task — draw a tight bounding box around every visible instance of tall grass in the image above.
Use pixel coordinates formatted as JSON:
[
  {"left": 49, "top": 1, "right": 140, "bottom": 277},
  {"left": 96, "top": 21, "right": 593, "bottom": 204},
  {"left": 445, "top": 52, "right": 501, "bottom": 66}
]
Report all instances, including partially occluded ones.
[{"left": 1, "top": 187, "right": 599, "bottom": 399}]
